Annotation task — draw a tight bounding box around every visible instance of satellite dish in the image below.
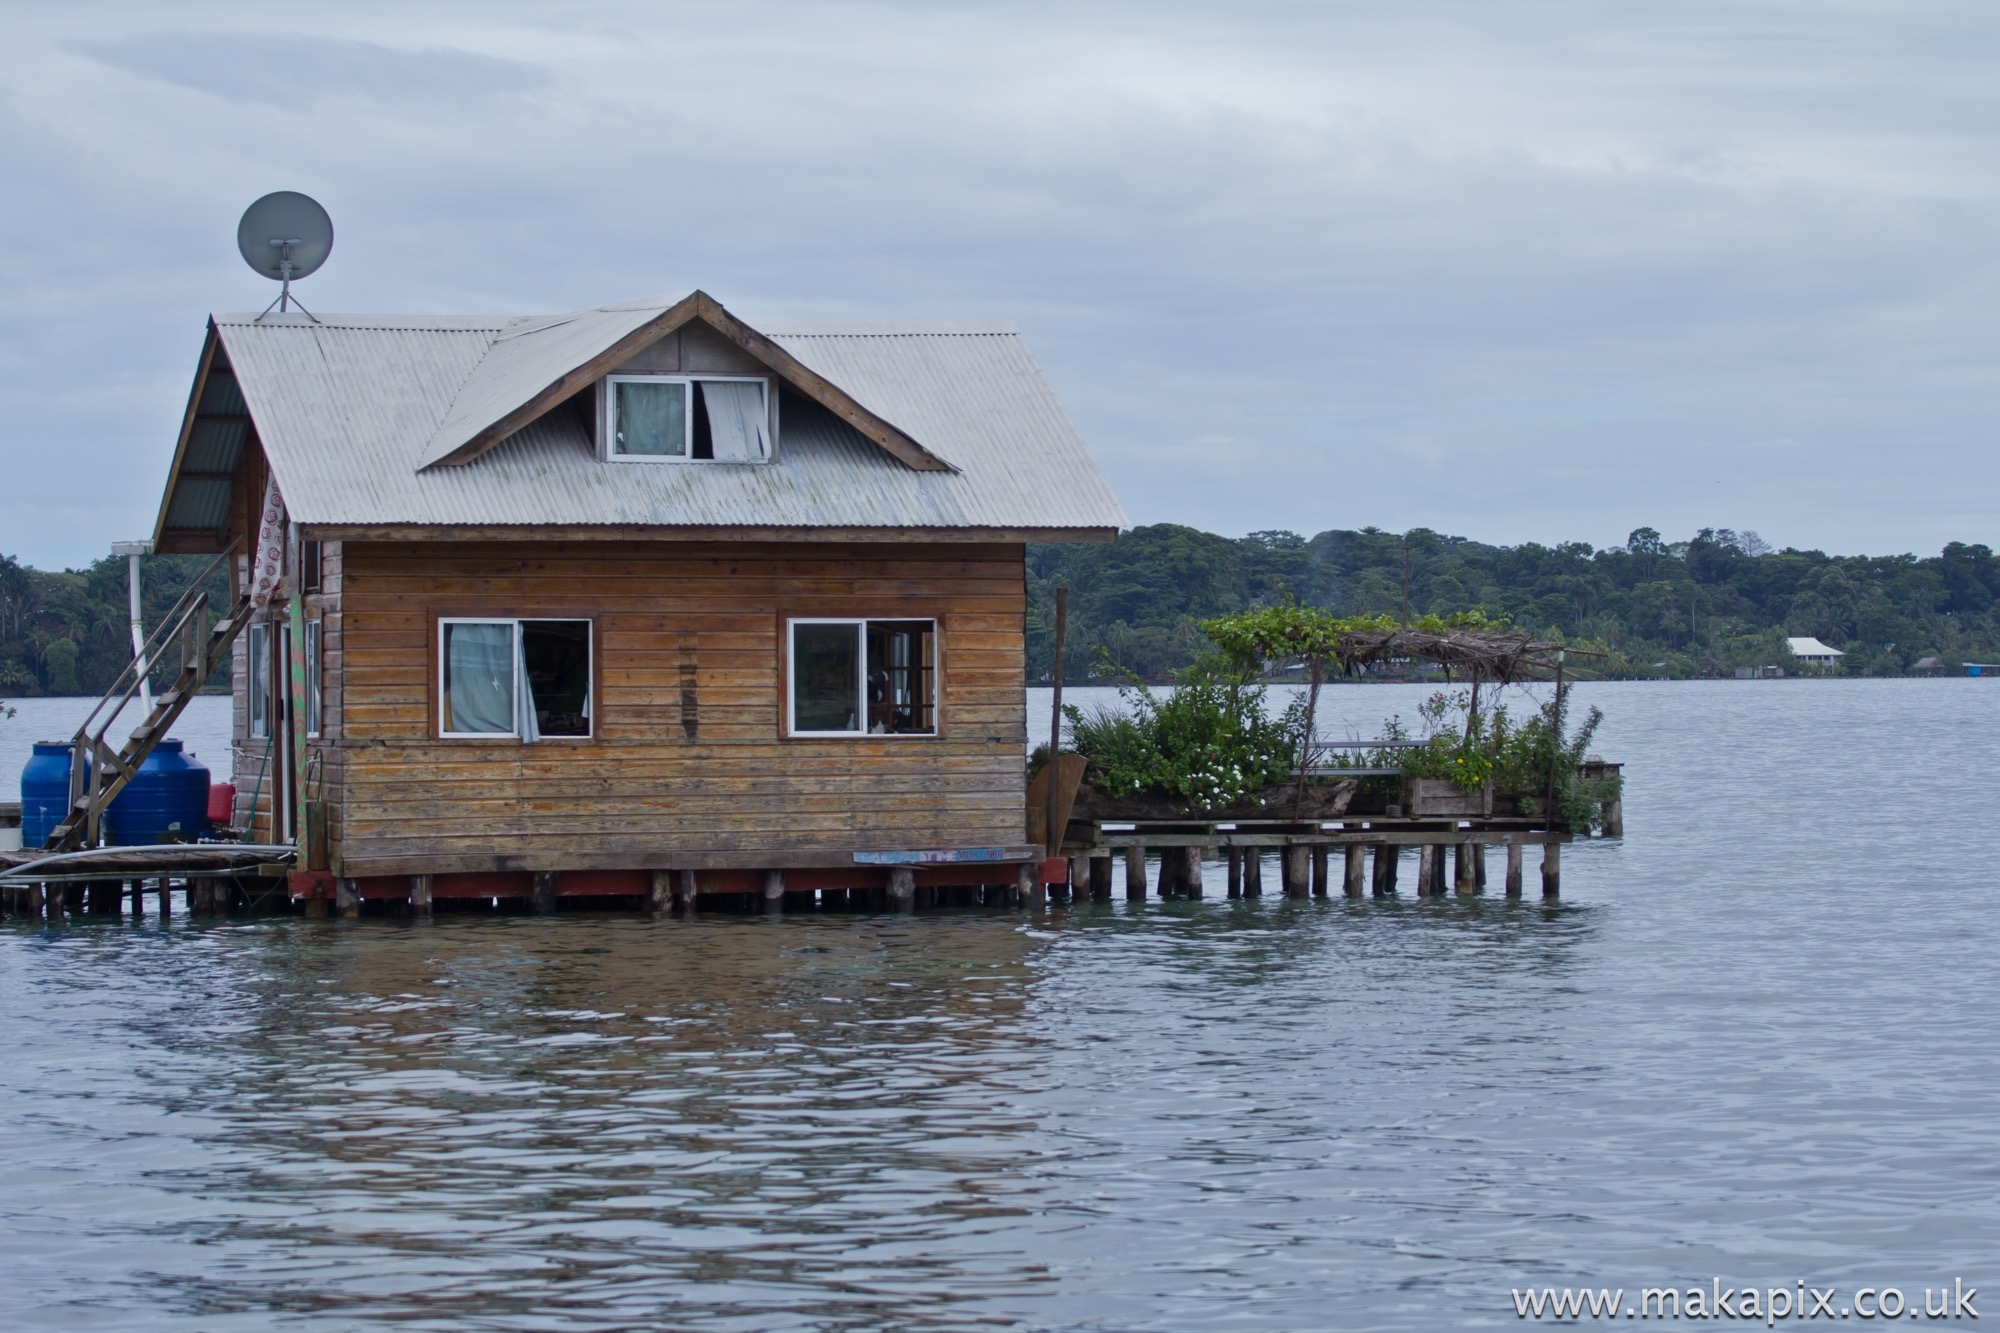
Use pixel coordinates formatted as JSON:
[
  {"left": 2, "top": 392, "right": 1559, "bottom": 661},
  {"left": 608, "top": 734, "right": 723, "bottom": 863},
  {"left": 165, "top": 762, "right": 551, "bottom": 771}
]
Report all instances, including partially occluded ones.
[{"left": 237, "top": 191, "right": 332, "bottom": 319}]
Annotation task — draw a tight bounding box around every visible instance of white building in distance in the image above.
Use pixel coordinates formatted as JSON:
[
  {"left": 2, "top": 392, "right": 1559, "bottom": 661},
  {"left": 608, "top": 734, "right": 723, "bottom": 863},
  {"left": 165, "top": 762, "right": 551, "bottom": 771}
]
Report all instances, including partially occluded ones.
[{"left": 1786, "top": 636, "right": 1845, "bottom": 666}]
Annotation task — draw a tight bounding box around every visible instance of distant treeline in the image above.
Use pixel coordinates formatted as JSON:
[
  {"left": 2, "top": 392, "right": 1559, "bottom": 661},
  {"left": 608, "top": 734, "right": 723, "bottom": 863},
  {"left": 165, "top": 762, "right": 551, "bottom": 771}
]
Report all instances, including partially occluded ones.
[
  {"left": 6, "top": 524, "right": 1996, "bottom": 698},
  {"left": 0, "top": 551, "right": 228, "bottom": 699},
  {"left": 1028, "top": 525, "right": 2000, "bottom": 682}
]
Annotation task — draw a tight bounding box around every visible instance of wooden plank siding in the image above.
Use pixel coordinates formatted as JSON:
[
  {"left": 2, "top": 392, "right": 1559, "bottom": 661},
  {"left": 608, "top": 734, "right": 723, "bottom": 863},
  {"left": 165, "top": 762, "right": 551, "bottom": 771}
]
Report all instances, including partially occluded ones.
[{"left": 330, "top": 539, "right": 1029, "bottom": 876}]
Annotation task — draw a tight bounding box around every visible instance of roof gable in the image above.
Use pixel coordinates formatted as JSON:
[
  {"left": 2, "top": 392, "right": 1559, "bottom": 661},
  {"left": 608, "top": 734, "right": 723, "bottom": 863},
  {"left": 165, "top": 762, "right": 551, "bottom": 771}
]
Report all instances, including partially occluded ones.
[{"left": 417, "top": 291, "right": 950, "bottom": 473}]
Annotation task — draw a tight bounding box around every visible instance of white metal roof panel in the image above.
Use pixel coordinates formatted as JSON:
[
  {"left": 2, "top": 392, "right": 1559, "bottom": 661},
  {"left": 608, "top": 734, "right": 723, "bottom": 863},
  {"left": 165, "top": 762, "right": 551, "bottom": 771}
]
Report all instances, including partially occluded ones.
[{"left": 204, "top": 298, "right": 1125, "bottom": 535}]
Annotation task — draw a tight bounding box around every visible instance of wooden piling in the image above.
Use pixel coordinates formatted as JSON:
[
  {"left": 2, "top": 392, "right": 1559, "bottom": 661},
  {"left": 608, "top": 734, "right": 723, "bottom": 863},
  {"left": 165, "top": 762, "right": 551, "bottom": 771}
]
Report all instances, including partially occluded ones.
[
  {"left": 1505, "top": 842, "right": 1523, "bottom": 898},
  {"left": 1183, "top": 845, "right": 1205, "bottom": 899},
  {"left": 411, "top": 873, "right": 434, "bottom": 917},
  {"left": 1089, "top": 854, "right": 1112, "bottom": 900},
  {"left": 1455, "top": 843, "right": 1479, "bottom": 896},
  {"left": 157, "top": 876, "right": 171, "bottom": 918},
  {"left": 1311, "top": 845, "right": 1329, "bottom": 897},
  {"left": 1431, "top": 846, "right": 1449, "bottom": 897},
  {"left": 677, "top": 868, "right": 698, "bottom": 912},
  {"left": 1372, "top": 843, "right": 1396, "bottom": 897},
  {"left": 1226, "top": 846, "right": 1242, "bottom": 898},
  {"left": 337, "top": 876, "right": 362, "bottom": 919},
  {"left": 1541, "top": 842, "right": 1561, "bottom": 899},
  {"left": 648, "top": 870, "right": 672, "bottom": 914},
  {"left": 1124, "top": 846, "right": 1146, "bottom": 900},
  {"left": 1243, "top": 849, "right": 1263, "bottom": 897},
  {"left": 763, "top": 870, "right": 785, "bottom": 914},
  {"left": 532, "top": 871, "right": 559, "bottom": 915},
  {"left": 889, "top": 866, "right": 915, "bottom": 912},
  {"left": 1018, "top": 861, "right": 1045, "bottom": 911},
  {"left": 1285, "top": 844, "right": 1310, "bottom": 899},
  {"left": 1415, "top": 845, "right": 1437, "bottom": 898},
  {"left": 1603, "top": 800, "right": 1624, "bottom": 838},
  {"left": 1345, "top": 843, "right": 1366, "bottom": 898}
]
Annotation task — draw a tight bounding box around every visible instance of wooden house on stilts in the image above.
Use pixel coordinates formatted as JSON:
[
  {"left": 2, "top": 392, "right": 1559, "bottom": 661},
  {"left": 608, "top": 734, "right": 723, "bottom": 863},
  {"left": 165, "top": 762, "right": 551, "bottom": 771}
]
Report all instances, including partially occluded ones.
[{"left": 150, "top": 291, "right": 1124, "bottom": 913}]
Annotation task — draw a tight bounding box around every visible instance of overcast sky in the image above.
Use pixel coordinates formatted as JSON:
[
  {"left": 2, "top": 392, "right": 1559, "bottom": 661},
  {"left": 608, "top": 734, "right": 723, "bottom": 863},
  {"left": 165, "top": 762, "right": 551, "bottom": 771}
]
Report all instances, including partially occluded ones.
[{"left": 2, "top": 1, "right": 1996, "bottom": 569}]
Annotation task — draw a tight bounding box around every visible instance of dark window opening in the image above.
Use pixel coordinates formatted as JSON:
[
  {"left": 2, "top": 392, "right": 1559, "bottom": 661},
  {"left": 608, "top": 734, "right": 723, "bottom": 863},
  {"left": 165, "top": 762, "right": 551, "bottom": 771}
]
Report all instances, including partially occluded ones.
[
  {"left": 691, "top": 382, "right": 714, "bottom": 460},
  {"left": 522, "top": 620, "right": 592, "bottom": 738},
  {"left": 866, "top": 621, "right": 935, "bottom": 734},
  {"left": 300, "top": 541, "right": 323, "bottom": 593}
]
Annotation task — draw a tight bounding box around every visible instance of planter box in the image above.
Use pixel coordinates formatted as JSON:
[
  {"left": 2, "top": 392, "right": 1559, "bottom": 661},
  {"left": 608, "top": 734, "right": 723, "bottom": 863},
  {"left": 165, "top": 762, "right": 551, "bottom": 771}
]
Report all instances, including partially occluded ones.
[
  {"left": 1070, "top": 778, "right": 1362, "bottom": 824},
  {"left": 1406, "top": 778, "right": 1493, "bottom": 817}
]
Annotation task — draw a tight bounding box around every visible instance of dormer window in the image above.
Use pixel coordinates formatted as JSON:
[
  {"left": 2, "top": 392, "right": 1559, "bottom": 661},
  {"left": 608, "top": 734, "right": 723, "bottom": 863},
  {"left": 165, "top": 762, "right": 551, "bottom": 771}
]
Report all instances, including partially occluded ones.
[{"left": 600, "top": 374, "right": 772, "bottom": 462}]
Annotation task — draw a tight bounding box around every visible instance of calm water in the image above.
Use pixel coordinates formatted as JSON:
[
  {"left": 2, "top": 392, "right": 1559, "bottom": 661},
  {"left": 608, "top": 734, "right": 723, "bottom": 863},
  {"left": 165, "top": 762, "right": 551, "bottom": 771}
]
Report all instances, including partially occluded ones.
[{"left": 4, "top": 680, "right": 1999, "bottom": 1329}]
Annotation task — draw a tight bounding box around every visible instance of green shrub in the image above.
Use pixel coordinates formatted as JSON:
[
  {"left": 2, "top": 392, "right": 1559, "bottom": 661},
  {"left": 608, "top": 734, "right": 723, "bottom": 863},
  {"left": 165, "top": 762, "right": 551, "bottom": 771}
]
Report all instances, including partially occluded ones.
[{"left": 1064, "top": 655, "right": 1297, "bottom": 809}]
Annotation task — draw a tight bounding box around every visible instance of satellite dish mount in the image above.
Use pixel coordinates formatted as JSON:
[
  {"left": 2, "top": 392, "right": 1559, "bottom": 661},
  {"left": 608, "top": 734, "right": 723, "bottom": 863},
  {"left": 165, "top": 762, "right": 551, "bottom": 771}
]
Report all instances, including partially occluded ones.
[{"left": 238, "top": 191, "right": 334, "bottom": 322}]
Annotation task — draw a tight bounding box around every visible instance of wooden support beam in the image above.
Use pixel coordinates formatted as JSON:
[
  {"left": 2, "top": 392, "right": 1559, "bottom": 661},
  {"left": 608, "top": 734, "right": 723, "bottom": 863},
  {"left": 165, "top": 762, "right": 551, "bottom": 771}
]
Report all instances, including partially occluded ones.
[
  {"left": 1243, "top": 849, "right": 1263, "bottom": 897},
  {"left": 1505, "top": 842, "right": 1523, "bottom": 898},
  {"left": 1311, "top": 845, "right": 1329, "bottom": 897},
  {"left": 336, "top": 877, "right": 361, "bottom": 919},
  {"left": 411, "top": 874, "right": 433, "bottom": 918},
  {"left": 1182, "top": 845, "right": 1205, "bottom": 899},
  {"left": 129, "top": 878, "right": 144, "bottom": 919},
  {"left": 1124, "top": 846, "right": 1146, "bottom": 901},
  {"left": 1541, "top": 842, "right": 1560, "bottom": 899},
  {"left": 532, "top": 871, "right": 559, "bottom": 915},
  {"left": 763, "top": 870, "right": 785, "bottom": 914},
  {"left": 677, "top": 868, "right": 698, "bottom": 912},
  {"left": 649, "top": 870, "right": 672, "bottom": 914},
  {"left": 1226, "top": 845, "right": 1242, "bottom": 899},
  {"left": 1415, "top": 845, "right": 1437, "bottom": 898},
  {"left": 1455, "top": 843, "right": 1479, "bottom": 896},
  {"left": 157, "top": 877, "right": 171, "bottom": 919},
  {"left": 1089, "top": 855, "right": 1112, "bottom": 900},
  {"left": 889, "top": 866, "right": 915, "bottom": 912},
  {"left": 1602, "top": 800, "right": 1624, "bottom": 838},
  {"left": 1345, "top": 843, "right": 1367, "bottom": 898}
]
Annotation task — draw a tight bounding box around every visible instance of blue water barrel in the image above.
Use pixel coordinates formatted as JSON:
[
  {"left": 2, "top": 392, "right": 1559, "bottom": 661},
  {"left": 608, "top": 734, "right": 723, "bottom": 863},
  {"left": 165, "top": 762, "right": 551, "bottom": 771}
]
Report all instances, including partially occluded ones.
[
  {"left": 20, "top": 741, "right": 82, "bottom": 848},
  {"left": 105, "top": 740, "right": 211, "bottom": 845}
]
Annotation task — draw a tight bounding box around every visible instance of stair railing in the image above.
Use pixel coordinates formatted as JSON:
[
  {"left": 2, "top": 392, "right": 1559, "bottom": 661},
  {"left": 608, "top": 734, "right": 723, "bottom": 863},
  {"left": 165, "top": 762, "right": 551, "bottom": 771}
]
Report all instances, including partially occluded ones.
[{"left": 49, "top": 539, "right": 246, "bottom": 852}]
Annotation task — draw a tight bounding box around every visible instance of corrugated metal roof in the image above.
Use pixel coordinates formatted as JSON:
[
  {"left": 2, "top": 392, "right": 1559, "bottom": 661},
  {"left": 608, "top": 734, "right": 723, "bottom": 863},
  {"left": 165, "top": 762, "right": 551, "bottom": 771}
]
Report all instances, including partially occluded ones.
[{"left": 194, "top": 295, "right": 1125, "bottom": 535}]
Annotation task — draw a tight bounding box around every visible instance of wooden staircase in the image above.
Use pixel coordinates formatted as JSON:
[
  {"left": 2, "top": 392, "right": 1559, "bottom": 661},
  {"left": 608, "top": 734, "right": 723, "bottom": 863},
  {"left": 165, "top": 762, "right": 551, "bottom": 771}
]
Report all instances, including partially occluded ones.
[{"left": 43, "top": 544, "right": 250, "bottom": 853}]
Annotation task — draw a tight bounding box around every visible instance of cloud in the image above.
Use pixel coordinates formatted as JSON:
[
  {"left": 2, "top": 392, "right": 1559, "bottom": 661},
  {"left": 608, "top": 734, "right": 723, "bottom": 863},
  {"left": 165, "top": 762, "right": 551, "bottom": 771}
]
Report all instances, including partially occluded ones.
[
  {"left": 74, "top": 31, "right": 549, "bottom": 112},
  {"left": 0, "top": 2, "right": 1997, "bottom": 565}
]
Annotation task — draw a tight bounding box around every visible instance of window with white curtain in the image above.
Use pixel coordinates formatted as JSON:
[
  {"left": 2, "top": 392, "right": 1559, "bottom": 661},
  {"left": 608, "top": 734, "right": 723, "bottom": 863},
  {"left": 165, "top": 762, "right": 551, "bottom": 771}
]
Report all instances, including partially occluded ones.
[
  {"left": 601, "top": 375, "right": 771, "bottom": 462},
  {"left": 440, "top": 619, "right": 593, "bottom": 739}
]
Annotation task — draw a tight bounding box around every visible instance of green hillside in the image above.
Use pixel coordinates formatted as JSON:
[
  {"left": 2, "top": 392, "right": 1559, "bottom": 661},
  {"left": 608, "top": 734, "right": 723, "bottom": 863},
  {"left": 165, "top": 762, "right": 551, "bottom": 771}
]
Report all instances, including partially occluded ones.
[{"left": 1029, "top": 525, "right": 2000, "bottom": 682}]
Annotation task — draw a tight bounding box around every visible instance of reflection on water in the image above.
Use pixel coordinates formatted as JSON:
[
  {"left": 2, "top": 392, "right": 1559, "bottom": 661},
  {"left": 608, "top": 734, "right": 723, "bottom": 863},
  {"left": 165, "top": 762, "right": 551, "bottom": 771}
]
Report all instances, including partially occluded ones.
[{"left": 6, "top": 681, "right": 2000, "bottom": 1329}]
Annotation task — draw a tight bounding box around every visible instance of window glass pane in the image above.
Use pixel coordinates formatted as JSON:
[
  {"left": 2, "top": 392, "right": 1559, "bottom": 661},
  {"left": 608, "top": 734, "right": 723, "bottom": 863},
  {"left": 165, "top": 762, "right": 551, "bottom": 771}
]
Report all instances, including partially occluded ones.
[
  {"left": 700, "top": 380, "right": 769, "bottom": 460},
  {"left": 444, "top": 622, "right": 516, "bottom": 733},
  {"left": 614, "top": 380, "right": 686, "bottom": 456},
  {"left": 866, "top": 620, "right": 936, "bottom": 734},
  {"left": 521, "top": 621, "right": 591, "bottom": 737},
  {"left": 248, "top": 622, "right": 269, "bottom": 738},
  {"left": 793, "top": 623, "right": 860, "bottom": 732}
]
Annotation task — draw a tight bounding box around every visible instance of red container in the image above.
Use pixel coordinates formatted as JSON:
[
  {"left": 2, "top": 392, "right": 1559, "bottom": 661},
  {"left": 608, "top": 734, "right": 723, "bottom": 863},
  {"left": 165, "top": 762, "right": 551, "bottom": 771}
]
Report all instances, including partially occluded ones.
[{"left": 206, "top": 782, "right": 236, "bottom": 825}]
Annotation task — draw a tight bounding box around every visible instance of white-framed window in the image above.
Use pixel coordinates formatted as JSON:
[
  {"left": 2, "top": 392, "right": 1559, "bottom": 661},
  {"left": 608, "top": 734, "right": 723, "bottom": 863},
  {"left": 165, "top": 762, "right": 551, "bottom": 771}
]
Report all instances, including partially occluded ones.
[
  {"left": 440, "top": 618, "right": 593, "bottom": 740},
  {"left": 600, "top": 374, "right": 772, "bottom": 462},
  {"left": 248, "top": 619, "right": 323, "bottom": 740},
  {"left": 787, "top": 618, "right": 937, "bottom": 737}
]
